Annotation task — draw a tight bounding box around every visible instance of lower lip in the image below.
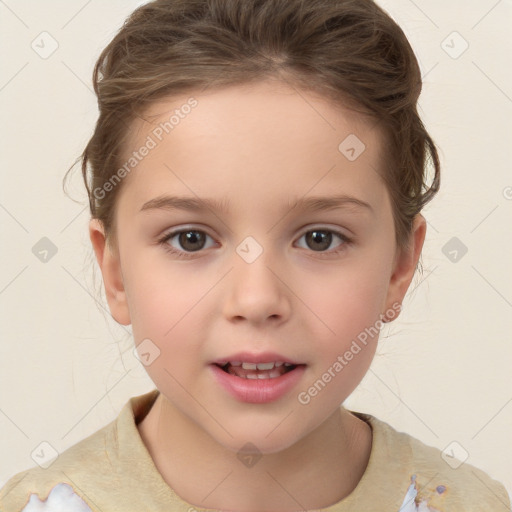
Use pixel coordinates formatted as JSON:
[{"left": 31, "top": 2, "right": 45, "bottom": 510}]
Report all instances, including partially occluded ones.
[{"left": 210, "top": 364, "right": 306, "bottom": 403}]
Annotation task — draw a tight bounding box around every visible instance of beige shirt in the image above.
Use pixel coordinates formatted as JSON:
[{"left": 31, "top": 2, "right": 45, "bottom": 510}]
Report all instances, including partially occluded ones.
[{"left": 1, "top": 389, "right": 509, "bottom": 512}]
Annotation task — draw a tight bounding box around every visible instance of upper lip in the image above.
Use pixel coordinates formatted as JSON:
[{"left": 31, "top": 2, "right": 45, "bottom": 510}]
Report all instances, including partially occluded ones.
[{"left": 212, "top": 351, "right": 304, "bottom": 366}]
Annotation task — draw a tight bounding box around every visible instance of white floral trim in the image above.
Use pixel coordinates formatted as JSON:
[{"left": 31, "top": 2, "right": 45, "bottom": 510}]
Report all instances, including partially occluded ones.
[
  {"left": 399, "top": 475, "right": 440, "bottom": 512},
  {"left": 21, "top": 483, "right": 92, "bottom": 512}
]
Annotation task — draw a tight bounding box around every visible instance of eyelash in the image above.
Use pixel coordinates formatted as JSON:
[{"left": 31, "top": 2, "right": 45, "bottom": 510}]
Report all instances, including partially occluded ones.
[{"left": 157, "top": 227, "right": 352, "bottom": 260}]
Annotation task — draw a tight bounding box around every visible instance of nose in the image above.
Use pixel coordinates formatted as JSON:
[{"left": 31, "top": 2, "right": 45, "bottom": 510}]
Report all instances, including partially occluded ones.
[{"left": 222, "top": 247, "right": 292, "bottom": 326}]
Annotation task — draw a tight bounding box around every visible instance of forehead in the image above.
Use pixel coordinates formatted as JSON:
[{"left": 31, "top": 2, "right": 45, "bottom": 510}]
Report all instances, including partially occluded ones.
[
  {"left": 130, "top": 79, "right": 377, "bottom": 152},
  {"left": 118, "top": 79, "right": 386, "bottom": 214}
]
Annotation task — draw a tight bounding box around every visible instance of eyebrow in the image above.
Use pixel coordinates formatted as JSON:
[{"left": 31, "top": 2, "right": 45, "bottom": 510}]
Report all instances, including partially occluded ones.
[{"left": 140, "top": 194, "right": 373, "bottom": 215}]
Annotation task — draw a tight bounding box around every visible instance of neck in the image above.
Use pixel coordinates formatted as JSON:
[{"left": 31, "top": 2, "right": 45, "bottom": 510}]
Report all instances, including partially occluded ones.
[{"left": 137, "top": 393, "right": 372, "bottom": 512}]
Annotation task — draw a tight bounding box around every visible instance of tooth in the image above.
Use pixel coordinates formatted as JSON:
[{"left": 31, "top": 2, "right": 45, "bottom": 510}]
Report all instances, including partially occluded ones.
[
  {"left": 284, "top": 363, "right": 294, "bottom": 367},
  {"left": 275, "top": 362, "right": 284, "bottom": 367},
  {"left": 256, "top": 362, "right": 275, "bottom": 370},
  {"left": 246, "top": 373, "right": 258, "bottom": 379},
  {"left": 242, "top": 362, "right": 257, "bottom": 370},
  {"left": 257, "top": 373, "right": 269, "bottom": 379},
  {"left": 230, "top": 361, "right": 242, "bottom": 367},
  {"left": 269, "top": 370, "right": 282, "bottom": 378}
]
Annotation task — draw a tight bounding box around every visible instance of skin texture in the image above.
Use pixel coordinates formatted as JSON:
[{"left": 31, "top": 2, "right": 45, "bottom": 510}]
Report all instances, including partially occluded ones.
[{"left": 89, "top": 79, "right": 426, "bottom": 511}]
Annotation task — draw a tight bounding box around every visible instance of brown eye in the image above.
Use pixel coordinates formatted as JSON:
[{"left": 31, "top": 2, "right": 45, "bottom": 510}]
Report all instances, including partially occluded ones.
[
  {"left": 305, "top": 230, "right": 333, "bottom": 251},
  {"left": 161, "top": 229, "right": 215, "bottom": 255},
  {"left": 295, "top": 228, "right": 350, "bottom": 254},
  {"left": 177, "top": 231, "right": 207, "bottom": 252}
]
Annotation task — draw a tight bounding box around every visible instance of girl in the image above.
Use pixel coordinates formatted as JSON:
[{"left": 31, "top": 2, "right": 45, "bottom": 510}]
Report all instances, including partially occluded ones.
[{"left": 1, "top": 0, "right": 509, "bottom": 510}]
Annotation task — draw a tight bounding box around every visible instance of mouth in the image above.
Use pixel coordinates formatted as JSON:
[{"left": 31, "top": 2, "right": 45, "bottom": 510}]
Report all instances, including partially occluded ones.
[
  {"left": 210, "top": 355, "right": 307, "bottom": 403},
  {"left": 214, "top": 361, "right": 301, "bottom": 380}
]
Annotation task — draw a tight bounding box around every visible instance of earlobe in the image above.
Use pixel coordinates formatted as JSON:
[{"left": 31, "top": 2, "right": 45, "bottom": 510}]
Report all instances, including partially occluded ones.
[
  {"left": 383, "top": 215, "right": 427, "bottom": 321},
  {"left": 88, "top": 219, "right": 131, "bottom": 326}
]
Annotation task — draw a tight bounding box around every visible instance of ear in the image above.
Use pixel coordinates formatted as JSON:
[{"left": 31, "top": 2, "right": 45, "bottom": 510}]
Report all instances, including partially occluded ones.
[
  {"left": 383, "top": 214, "right": 427, "bottom": 321},
  {"left": 89, "top": 219, "right": 131, "bottom": 325}
]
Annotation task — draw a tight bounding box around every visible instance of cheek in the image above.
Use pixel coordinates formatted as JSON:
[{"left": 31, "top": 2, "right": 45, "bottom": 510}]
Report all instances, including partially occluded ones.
[
  {"left": 125, "top": 262, "right": 211, "bottom": 390},
  {"left": 122, "top": 251, "right": 210, "bottom": 343},
  {"left": 297, "top": 251, "right": 393, "bottom": 405},
  {"left": 296, "top": 269, "right": 385, "bottom": 412},
  {"left": 305, "top": 258, "right": 391, "bottom": 341}
]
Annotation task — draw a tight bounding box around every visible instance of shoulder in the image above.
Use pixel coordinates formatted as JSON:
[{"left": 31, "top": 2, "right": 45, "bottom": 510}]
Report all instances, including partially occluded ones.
[
  {"left": 0, "top": 417, "right": 116, "bottom": 512},
  {"left": 0, "top": 389, "right": 161, "bottom": 512},
  {"left": 360, "top": 412, "right": 511, "bottom": 512}
]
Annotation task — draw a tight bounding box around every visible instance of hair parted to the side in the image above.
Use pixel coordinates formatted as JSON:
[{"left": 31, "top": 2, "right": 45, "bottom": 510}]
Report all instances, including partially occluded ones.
[{"left": 70, "top": 0, "right": 440, "bottom": 250}]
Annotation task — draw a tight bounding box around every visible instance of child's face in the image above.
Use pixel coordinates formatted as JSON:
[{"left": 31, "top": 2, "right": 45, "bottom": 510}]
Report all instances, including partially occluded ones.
[{"left": 91, "top": 79, "right": 424, "bottom": 453}]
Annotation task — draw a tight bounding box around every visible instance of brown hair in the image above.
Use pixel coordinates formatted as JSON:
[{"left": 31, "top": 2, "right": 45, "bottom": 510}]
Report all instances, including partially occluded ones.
[{"left": 72, "top": 0, "right": 440, "bottom": 250}]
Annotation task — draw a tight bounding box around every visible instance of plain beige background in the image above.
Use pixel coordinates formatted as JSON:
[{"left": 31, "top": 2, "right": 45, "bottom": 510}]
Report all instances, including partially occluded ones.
[{"left": 1, "top": 0, "right": 511, "bottom": 501}]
